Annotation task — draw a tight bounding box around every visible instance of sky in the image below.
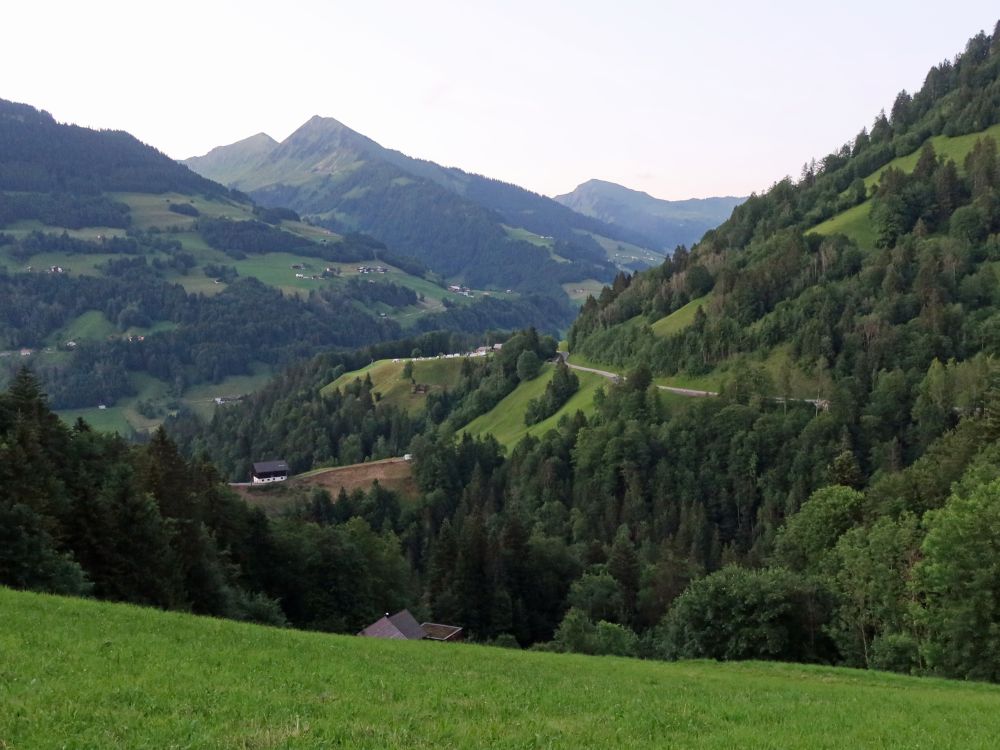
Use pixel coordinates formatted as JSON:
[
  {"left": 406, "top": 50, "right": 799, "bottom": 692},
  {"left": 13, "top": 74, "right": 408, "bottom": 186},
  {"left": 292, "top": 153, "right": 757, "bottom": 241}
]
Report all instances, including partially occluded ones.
[{"left": 2, "top": 1, "right": 998, "bottom": 200}]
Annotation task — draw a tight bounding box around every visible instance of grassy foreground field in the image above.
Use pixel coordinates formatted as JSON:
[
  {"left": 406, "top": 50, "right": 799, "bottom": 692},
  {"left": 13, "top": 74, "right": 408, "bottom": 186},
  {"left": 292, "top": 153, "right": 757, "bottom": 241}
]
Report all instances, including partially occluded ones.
[{"left": 4, "top": 588, "right": 1000, "bottom": 749}]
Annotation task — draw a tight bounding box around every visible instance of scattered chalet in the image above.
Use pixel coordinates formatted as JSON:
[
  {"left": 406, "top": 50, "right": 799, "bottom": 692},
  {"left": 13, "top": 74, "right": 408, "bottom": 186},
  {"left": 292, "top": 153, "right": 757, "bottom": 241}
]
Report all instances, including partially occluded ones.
[
  {"left": 251, "top": 459, "right": 289, "bottom": 485},
  {"left": 358, "top": 609, "right": 463, "bottom": 642}
]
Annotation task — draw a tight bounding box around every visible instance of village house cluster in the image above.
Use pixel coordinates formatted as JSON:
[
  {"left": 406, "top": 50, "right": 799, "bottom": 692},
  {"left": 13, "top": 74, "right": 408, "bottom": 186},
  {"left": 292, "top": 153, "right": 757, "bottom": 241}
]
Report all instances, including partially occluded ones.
[{"left": 390, "top": 342, "right": 502, "bottom": 366}]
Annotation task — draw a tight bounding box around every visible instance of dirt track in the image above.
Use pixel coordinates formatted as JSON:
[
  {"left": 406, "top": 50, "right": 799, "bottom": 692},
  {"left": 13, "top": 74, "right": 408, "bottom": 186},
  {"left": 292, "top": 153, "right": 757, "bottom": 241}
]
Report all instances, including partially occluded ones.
[
  {"left": 296, "top": 457, "right": 418, "bottom": 498},
  {"left": 230, "top": 457, "right": 418, "bottom": 513}
]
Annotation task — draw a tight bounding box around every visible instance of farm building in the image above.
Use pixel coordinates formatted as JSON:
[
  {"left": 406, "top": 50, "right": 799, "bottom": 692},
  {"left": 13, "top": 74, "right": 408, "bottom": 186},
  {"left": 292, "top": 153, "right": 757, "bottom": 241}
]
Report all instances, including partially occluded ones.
[
  {"left": 251, "top": 460, "right": 290, "bottom": 485},
  {"left": 358, "top": 609, "right": 462, "bottom": 641}
]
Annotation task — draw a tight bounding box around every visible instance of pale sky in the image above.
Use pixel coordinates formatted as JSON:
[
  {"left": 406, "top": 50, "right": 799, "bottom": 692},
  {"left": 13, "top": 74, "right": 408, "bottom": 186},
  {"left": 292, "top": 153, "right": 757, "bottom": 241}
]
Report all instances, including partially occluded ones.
[{"left": 2, "top": 1, "right": 997, "bottom": 199}]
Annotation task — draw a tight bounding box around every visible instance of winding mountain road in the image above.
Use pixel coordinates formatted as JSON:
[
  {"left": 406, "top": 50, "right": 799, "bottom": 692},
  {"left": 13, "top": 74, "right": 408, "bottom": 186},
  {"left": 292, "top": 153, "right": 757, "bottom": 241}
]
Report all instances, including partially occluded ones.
[{"left": 557, "top": 353, "right": 828, "bottom": 409}]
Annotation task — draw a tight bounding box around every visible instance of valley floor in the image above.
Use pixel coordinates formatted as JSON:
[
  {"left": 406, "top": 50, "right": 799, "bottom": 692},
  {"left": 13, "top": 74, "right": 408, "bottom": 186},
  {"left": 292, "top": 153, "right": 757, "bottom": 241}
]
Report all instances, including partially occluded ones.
[{"left": 3, "top": 587, "right": 1000, "bottom": 749}]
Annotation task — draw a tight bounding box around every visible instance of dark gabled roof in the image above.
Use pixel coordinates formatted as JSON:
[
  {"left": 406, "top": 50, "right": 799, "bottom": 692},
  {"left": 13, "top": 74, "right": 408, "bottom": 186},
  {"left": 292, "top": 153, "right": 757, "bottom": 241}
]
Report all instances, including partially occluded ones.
[
  {"left": 358, "top": 609, "right": 426, "bottom": 640},
  {"left": 358, "top": 617, "right": 407, "bottom": 639},
  {"left": 421, "top": 622, "right": 463, "bottom": 641},
  {"left": 388, "top": 609, "right": 427, "bottom": 640},
  {"left": 252, "top": 460, "right": 289, "bottom": 474}
]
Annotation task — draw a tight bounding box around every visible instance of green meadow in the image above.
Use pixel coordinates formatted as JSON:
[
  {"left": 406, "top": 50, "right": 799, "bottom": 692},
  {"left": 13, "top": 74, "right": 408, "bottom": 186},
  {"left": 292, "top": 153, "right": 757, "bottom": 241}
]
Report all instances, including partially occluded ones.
[
  {"left": 810, "top": 123, "right": 1000, "bottom": 248},
  {"left": 4, "top": 587, "right": 1000, "bottom": 749},
  {"left": 861, "top": 122, "right": 1000, "bottom": 191},
  {"left": 651, "top": 293, "right": 711, "bottom": 337},
  {"left": 561, "top": 278, "right": 606, "bottom": 305},
  {"left": 460, "top": 364, "right": 606, "bottom": 448},
  {"left": 811, "top": 200, "right": 877, "bottom": 248},
  {"left": 322, "top": 357, "right": 466, "bottom": 413},
  {"left": 578, "top": 229, "right": 667, "bottom": 268}
]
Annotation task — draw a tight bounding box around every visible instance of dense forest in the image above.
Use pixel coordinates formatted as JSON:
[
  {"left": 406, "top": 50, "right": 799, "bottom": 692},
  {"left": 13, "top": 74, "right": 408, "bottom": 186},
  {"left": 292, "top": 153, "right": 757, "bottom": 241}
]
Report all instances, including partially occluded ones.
[{"left": 0, "top": 99, "right": 231, "bottom": 196}]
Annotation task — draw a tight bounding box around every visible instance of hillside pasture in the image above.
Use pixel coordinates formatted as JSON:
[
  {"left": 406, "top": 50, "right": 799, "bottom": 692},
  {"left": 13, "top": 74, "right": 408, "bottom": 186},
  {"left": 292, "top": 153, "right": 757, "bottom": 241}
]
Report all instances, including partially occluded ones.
[
  {"left": 321, "top": 356, "right": 466, "bottom": 413},
  {"left": 809, "top": 123, "right": 1000, "bottom": 249},
  {"left": 810, "top": 201, "right": 876, "bottom": 248},
  {"left": 4, "top": 587, "right": 1000, "bottom": 749},
  {"left": 651, "top": 293, "right": 712, "bottom": 337},
  {"left": 460, "top": 364, "right": 605, "bottom": 448},
  {"left": 562, "top": 278, "right": 606, "bottom": 305}
]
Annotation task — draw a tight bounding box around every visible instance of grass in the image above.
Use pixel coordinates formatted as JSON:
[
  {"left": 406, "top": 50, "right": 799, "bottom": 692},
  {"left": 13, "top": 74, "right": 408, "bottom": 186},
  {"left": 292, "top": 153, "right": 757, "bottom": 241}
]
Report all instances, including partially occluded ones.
[
  {"left": 651, "top": 294, "right": 711, "bottom": 337},
  {"left": 810, "top": 123, "right": 1000, "bottom": 249},
  {"left": 861, "top": 122, "right": 1000, "bottom": 191},
  {"left": 5, "top": 587, "right": 1000, "bottom": 749},
  {"left": 55, "top": 366, "right": 274, "bottom": 432},
  {"left": 811, "top": 201, "right": 877, "bottom": 248},
  {"left": 566, "top": 351, "right": 615, "bottom": 372},
  {"left": 655, "top": 345, "right": 821, "bottom": 398},
  {"left": 54, "top": 310, "right": 117, "bottom": 342},
  {"left": 561, "top": 278, "right": 606, "bottom": 305},
  {"left": 460, "top": 364, "right": 605, "bottom": 448},
  {"left": 0, "top": 219, "right": 129, "bottom": 242},
  {"left": 321, "top": 357, "right": 466, "bottom": 413},
  {"left": 110, "top": 192, "right": 257, "bottom": 231},
  {"left": 57, "top": 405, "right": 133, "bottom": 434},
  {"left": 578, "top": 230, "right": 667, "bottom": 268},
  {"left": 182, "top": 366, "right": 275, "bottom": 421},
  {"left": 502, "top": 225, "right": 553, "bottom": 248}
]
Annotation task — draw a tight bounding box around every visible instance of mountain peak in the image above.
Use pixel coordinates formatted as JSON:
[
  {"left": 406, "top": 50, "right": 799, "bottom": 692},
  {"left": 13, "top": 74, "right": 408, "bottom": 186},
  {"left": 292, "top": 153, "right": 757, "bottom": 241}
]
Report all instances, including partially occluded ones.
[
  {"left": 555, "top": 178, "right": 744, "bottom": 250},
  {"left": 280, "top": 114, "right": 382, "bottom": 158}
]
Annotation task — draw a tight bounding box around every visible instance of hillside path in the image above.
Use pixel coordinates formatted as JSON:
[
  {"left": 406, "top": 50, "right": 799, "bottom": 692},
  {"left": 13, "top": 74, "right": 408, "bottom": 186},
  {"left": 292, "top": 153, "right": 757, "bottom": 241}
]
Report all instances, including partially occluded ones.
[
  {"left": 557, "top": 352, "right": 827, "bottom": 407},
  {"left": 558, "top": 352, "right": 716, "bottom": 397}
]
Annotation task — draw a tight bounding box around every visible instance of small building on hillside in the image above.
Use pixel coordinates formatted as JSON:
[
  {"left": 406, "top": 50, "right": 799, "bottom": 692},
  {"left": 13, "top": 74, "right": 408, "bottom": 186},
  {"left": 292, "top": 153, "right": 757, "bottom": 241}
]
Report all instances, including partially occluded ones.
[
  {"left": 251, "top": 459, "right": 290, "bottom": 485},
  {"left": 358, "top": 609, "right": 463, "bottom": 642}
]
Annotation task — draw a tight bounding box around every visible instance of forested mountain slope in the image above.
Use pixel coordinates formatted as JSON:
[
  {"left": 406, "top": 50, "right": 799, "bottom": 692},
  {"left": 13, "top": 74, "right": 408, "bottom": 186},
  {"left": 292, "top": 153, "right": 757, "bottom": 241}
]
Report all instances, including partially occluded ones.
[
  {"left": 0, "top": 100, "right": 569, "bottom": 432},
  {"left": 555, "top": 179, "right": 744, "bottom": 250},
  {"left": 185, "top": 116, "right": 662, "bottom": 295}
]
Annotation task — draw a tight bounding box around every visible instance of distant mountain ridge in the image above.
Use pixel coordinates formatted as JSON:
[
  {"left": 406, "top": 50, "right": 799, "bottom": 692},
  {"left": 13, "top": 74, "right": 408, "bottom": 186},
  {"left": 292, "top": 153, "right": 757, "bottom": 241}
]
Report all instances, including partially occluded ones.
[
  {"left": 185, "top": 117, "right": 662, "bottom": 295},
  {"left": 0, "top": 99, "right": 227, "bottom": 197},
  {"left": 555, "top": 179, "right": 744, "bottom": 251},
  {"left": 184, "top": 132, "right": 278, "bottom": 188}
]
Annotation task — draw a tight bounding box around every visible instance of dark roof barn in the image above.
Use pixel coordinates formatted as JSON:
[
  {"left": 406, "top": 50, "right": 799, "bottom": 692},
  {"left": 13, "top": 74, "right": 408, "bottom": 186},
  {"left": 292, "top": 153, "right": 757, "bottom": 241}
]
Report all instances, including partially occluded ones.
[
  {"left": 252, "top": 460, "right": 289, "bottom": 475},
  {"left": 359, "top": 609, "right": 426, "bottom": 640}
]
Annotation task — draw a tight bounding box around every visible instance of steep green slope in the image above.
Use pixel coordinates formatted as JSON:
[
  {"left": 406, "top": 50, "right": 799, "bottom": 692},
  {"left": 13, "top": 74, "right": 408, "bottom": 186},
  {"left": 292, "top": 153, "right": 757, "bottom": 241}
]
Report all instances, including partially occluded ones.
[
  {"left": 321, "top": 356, "right": 466, "bottom": 413},
  {"left": 651, "top": 293, "right": 712, "bottom": 336},
  {"left": 7, "top": 587, "right": 1000, "bottom": 749},
  {"left": 811, "top": 122, "right": 1000, "bottom": 247},
  {"left": 810, "top": 201, "right": 877, "bottom": 247},
  {"left": 460, "top": 363, "right": 606, "bottom": 448}
]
